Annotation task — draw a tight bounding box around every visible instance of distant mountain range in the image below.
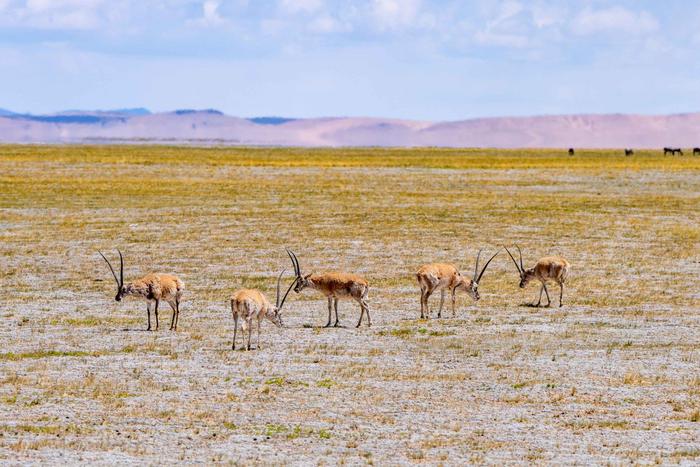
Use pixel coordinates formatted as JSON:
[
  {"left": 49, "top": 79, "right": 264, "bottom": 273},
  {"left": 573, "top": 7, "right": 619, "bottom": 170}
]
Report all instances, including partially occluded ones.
[{"left": 1, "top": 107, "right": 699, "bottom": 148}]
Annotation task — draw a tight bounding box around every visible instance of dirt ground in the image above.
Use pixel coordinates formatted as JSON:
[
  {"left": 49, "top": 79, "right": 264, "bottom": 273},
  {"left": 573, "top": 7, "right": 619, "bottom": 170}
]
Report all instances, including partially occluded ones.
[{"left": 0, "top": 146, "right": 699, "bottom": 465}]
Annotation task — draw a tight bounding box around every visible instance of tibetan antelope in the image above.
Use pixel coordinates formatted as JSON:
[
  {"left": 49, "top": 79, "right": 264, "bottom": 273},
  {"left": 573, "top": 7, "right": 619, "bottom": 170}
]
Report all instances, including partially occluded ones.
[
  {"left": 230, "top": 269, "right": 293, "bottom": 351},
  {"left": 693, "top": 147, "right": 700, "bottom": 156},
  {"left": 504, "top": 245, "right": 570, "bottom": 308},
  {"left": 568, "top": 148, "right": 575, "bottom": 156},
  {"left": 286, "top": 248, "right": 371, "bottom": 328},
  {"left": 416, "top": 249, "right": 500, "bottom": 319},
  {"left": 99, "top": 250, "right": 184, "bottom": 331},
  {"left": 625, "top": 149, "right": 634, "bottom": 156}
]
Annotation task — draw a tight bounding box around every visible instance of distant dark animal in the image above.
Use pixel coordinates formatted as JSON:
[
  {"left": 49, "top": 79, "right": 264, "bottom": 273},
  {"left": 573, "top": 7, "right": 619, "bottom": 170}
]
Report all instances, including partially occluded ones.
[
  {"left": 663, "top": 147, "right": 672, "bottom": 155},
  {"left": 693, "top": 147, "right": 700, "bottom": 156},
  {"left": 568, "top": 148, "right": 575, "bottom": 156},
  {"left": 625, "top": 149, "right": 634, "bottom": 156},
  {"left": 664, "top": 147, "right": 683, "bottom": 156}
]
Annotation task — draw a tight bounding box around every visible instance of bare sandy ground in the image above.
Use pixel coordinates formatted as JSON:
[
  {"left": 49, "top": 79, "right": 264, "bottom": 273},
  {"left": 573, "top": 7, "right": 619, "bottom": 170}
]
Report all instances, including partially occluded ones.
[{"left": 0, "top": 149, "right": 699, "bottom": 464}]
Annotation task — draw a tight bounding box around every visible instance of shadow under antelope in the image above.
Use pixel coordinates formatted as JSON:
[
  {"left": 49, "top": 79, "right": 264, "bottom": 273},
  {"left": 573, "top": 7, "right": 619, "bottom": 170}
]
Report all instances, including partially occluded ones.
[{"left": 99, "top": 250, "right": 184, "bottom": 331}]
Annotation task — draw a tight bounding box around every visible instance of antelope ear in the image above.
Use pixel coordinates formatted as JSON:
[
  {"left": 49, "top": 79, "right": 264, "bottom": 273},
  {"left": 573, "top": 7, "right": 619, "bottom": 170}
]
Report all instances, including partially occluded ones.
[{"left": 304, "top": 273, "right": 312, "bottom": 280}]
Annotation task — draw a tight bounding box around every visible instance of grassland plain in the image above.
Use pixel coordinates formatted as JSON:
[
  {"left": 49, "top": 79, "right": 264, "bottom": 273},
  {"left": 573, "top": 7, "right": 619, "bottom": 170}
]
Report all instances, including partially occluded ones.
[{"left": 0, "top": 145, "right": 699, "bottom": 465}]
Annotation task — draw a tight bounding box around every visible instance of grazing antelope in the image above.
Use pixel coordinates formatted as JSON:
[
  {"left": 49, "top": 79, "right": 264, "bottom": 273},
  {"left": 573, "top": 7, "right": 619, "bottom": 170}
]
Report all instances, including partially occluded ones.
[
  {"left": 416, "top": 249, "right": 500, "bottom": 319},
  {"left": 664, "top": 147, "right": 683, "bottom": 156},
  {"left": 504, "top": 246, "right": 570, "bottom": 308},
  {"left": 625, "top": 149, "right": 634, "bottom": 156},
  {"left": 230, "top": 270, "right": 293, "bottom": 351},
  {"left": 99, "top": 250, "right": 184, "bottom": 331},
  {"left": 286, "top": 248, "right": 371, "bottom": 328}
]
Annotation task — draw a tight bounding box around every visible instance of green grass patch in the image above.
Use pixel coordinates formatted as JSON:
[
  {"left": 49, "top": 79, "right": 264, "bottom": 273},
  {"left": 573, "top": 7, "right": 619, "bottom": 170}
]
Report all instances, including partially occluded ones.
[{"left": 0, "top": 350, "right": 98, "bottom": 361}]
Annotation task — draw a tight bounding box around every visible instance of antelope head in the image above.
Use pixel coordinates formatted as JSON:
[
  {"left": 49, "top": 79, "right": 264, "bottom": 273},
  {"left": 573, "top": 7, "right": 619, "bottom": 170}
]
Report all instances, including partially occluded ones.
[
  {"left": 286, "top": 248, "right": 312, "bottom": 293},
  {"left": 454, "top": 249, "right": 501, "bottom": 301},
  {"left": 99, "top": 249, "right": 126, "bottom": 302},
  {"left": 505, "top": 245, "right": 535, "bottom": 288},
  {"left": 268, "top": 268, "right": 295, "bottom": 327}
]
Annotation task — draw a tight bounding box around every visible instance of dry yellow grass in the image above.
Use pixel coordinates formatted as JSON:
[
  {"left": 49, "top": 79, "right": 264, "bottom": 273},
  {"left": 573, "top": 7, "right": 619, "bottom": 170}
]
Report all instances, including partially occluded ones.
[{"left": 0, "top": 144, "right": 699, "bottom": 464}]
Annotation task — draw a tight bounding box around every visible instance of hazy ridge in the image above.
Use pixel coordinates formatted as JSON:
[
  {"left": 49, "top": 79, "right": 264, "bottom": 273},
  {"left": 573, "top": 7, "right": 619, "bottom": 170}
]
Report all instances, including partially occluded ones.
[{"left": 1, "top": 108, "right": 699, "bottom": 148}]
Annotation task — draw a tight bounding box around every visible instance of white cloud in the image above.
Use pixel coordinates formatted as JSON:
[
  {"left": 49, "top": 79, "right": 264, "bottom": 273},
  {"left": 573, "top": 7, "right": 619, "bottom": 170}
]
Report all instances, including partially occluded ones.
[
  {"left": 188, "top": 0, "right": 227, "bottom": 27},
  {"left": 280, "top": 0, "right": 323, "bottom": 14},
  {"left": 0, "top": 0, "right": 106, "bottom": 30},
  {"left": 203, "top": 1, "right": 224, "bottom": 23},
  {"left": 308, "top": 14, "right": 344, "bottom": 33},
  {"left": 572, "top": 7, "right": 658, "bottom": 35},
  {"left": 371, "top": 0, "right": 426, "bottom": 31},
  {"left": 531, "top": 3, "right": 567, "bottom": 29},
  {"left": 25, "top": 0, "right": 103, "bottom": 12},
  {"left": 474, "top": 1, "right": 530, "bottom": 48},
  {"left": 474, "top": 30, "right": 529, "bottom": 48}
]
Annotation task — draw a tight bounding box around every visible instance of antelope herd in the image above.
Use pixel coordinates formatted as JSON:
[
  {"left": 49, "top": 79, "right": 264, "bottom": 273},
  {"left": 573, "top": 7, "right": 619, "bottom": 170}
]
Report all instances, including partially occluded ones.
[{"left": 100, "top": 246, "right": 571, "bottom": 350}]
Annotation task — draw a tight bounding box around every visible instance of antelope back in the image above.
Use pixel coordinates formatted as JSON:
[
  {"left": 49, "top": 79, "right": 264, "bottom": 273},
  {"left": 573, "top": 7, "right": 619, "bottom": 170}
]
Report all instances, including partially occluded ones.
[
  {"left": 311, "top": 272, "right": 368, "bottom": 296},
  {"left": 535, "top": 257, "right": 570, "bottom": 281}
]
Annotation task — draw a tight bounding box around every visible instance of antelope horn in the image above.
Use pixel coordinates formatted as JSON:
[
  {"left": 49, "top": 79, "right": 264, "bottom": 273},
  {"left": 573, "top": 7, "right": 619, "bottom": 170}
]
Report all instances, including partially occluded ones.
[
  {"left": 98, "top": 251, "right": 120, "bottom": 287},
  {"left": 117, "top": 249, "right": 124, "bottom": 287},
  {"left": 473, "top": 249, "right": 482, "bottom": 281},
  {"left": 504, "top": 246, "right": 522, "bottom": 275},
  {"left": 515, "top": 244, "right": 524, "bottom": 272},
  {"left": 291, "top": 249, "right": 302, "bottom": 276},
  {"left": 476, "top": 248, "right": 501, "bottom": 284},
  {"left": 278, "top": 279, "right": 296, "bottom": 311},
  {"left": 286, "top": 248, "right": 300, "bottom": 277},
  {"left": 275, "top": 269, "right": 285, "bottom": 308}
]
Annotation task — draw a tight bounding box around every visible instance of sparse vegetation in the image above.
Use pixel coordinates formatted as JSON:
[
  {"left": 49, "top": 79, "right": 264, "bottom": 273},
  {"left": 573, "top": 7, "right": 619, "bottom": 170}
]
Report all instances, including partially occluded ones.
[{"left": 0, "top": 144, "right": 698, "bottom": 463}]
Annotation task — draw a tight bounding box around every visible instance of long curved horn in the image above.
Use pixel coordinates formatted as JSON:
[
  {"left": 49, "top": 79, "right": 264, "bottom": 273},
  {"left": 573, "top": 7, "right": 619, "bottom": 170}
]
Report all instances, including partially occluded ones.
[
  {"left": 117, "top": 249, "right": 124, "bottom": 287},
  {"left": 476, "top": 249, "right": 501, "bottom": 284},
  {"left": 286, "top": 248, "right": 300, "bottom": 277},
  {"left": 292, "top": 249, "right": 301, "bottom": 273},
  {"left": 275, "top": 268, "right": 287, "bottom": 308},
  {"left": 278, "top": 279, "right": 296, "bottom": 311},
  {"left": 98, "top": 251, "right": 120, "bottom": 287},
  {"left": 473, "top": 249, "right": 482, "bottom": 281},
  {"left": 292, "top": 250, "right": 302, "bottom": 276},
  {"left": 275, "top": 269, "right": 296, "bottom": 310},
  {"left": 515, "top": 244, "right": 524, "bottom": 272},
  {"left": 504, "top": 246, "right": 522, "bottom": 275}
]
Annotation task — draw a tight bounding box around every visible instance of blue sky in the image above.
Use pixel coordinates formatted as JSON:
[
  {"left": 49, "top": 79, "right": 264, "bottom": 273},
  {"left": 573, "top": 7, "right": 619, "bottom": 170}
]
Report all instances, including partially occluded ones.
[{"left": 1, "top": 0, "right": 700, "bottom": 120}]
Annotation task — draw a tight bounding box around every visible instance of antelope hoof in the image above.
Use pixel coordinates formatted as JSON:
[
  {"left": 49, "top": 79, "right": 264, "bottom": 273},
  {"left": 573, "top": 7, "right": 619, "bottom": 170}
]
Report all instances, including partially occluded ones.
[
  {"left": 324, "top": 322, "right": 332, "bottom": 328},
  {"left": 333, "top": 322, "right": 341, "bottom": 328}
]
